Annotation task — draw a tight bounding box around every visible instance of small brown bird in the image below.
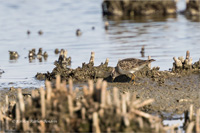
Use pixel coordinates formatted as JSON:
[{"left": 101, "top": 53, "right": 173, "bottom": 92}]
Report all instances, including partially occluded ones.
[
  {"left": 111, "top": 58, "right": 155, "bottom": 84},
  {"left": 76, "top": 29, "right": 82, "bottom": 36},
  {"left": 104, "top": 21, "right": 109, "bottom": 30},
  {"left": 38, "top": 30, "right": 43, "bottom": 35},
  {"left": 9, "top": 51, "right": 19, "bottom": 60},
  {"left": 27, "top": 30, "right": 31, "bottom": 35}
]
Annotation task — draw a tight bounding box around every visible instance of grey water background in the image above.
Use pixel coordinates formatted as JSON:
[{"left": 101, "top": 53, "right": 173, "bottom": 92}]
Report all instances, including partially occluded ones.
[{"left": 0, "top": 0, "right": 200, "bottom": 88}]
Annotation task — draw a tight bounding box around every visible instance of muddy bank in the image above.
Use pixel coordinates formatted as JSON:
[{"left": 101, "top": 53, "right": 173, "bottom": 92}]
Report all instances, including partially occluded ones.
[
  {"left": 108, "top": 72, "right": 200, "bottom": 115},
  {"left": 102, "top": 0, "right": 176, "bottom": 16},
  {"left": 35, "top": 52, "right": 113, "bottom": 82},
  {"left": 0, "top": 87, "right": 37, "bottom": 107},
  {"left": 185, "top": 0, "right": 200, "bottom": 16},
  {"left": 1, "top": 78, "right": 180, "bottom": 132},
  {"left": 34, "top": 50, "right": 200, "bottom": 116}
]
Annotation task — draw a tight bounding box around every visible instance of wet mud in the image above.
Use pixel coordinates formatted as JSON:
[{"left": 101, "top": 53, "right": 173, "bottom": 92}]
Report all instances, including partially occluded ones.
[{"left": 34, "top": 50, "right": 200, "bottom": 116}]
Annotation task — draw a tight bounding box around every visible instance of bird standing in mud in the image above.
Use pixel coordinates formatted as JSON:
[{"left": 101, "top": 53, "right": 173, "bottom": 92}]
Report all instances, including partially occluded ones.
[
  {"left": 9, "top": 51, "right": 19, "bottom": 60},
  {"left": 111, "top": 58, "right": 155, "bottom": 84}
]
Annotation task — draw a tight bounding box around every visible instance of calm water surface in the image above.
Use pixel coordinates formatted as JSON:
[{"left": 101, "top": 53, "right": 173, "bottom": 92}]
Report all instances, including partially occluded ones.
[{"left": 0, "top": 0, "right": 200, "bottom": 88}]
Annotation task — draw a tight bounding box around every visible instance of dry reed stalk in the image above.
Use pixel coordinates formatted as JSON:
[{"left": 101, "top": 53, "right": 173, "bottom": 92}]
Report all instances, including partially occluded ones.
[
  {"left": 124, "top": 92, "right": 130, "bottom": 104},
  {"left": 189, "top": 104, "right": 193, "bottom": 121},
  {"left": 83, "top": 85, "right": 89, "bottom": 96},
  {"left": 63, "top": 50, "right": 67, "bottom": 58},
  {"left": 186, "top": 50, "right": 190, "bottom": 59},
  {"left": 5, "top": 95, "right": 8, "bottom": 130},
  {"left": 105, "top": 58, "right": 109, "bottom": 64},
  {"left": 135, "top": 99, "right": 154, "bottom": 109},
  {"left": 137, "top": 117, "right": 144, "bottom": 129},
  {"left": 56, "top": 75, "right": 61, "bottom": 90},
  {"left": 92, "top": 112, "right": 100, "bottom": 133},
  {"left": 122, "top": 94, "right": 126, "bottom": 114},
  {"left": 5, "top": 96, "right": 8, "bottom": 113},
  {"left": 89, "top": 52, "right": 95, "bottom": 63},
  {"left": 131, "top": 109, "right": 159, "bottom": 121},
  {"left": 73, "top": 101, "right": 81, "bottom": 111},
  {"left": 81, "top": 98, "right": 89, "bottom": 108},
  {"left": 196, "top": 109, "right": 200, "bottom": 132},
  {"left": 186, "top": 121, "right": 195, "bottom": 133},
  {"left": 131, "top": 99, "right": 141, "bottom": 107},
  {"left": 96, "top": 79, "right": 103, "bottom": 89},
  {"left": 53, "top": 100, "right": 58, "bottom": 109},
  {"left": 107, "top": 127, "right": 111, "bottom": 133},
  {"left": 45, "top": 80, "right": 52, "bottom": 103},
  {"left": 39, "top": 121, "right": 45, "bottom": 133},
  {"left": 88, "top": 80, "right": 94, "bottom": 95},
  {"left": 23, "top": 120, "right": 30, "bottom": 131},
  {"left": 81, "top": 107, "right": 86, "bottom": 120},
  {"left": 106, "top": 91, "right": 111, "bottom": 106},
  {"left": 68, "top": 95, "right": 73, "bottom": 117},
  {"left": 40, "top": 87, "right": 46, "bottom": 118},
  {"left": 68, "top": 78, "right": 73, "bottom": 94},
  {"left": 15, "top": 103, "right": 20, "bottom": 129},
  {"left": 18, "top": 89, "right": 25, "bottom": 113},
  {"left": 148, "top": 56, "right": 151, "bottom": 69},
  {"left": 60, "top": 80, "right": 67, "bottom": 92},
  {"left": 123, "top": 115, "right": 130, "bottom": 127},
  {"left": 74, "top": 87, "right": 79, "bottom": 98},
  {"left": 0, "top": 108, "right": 3, "bottom": 130},
  {"left": 101, "top": 81, "right": 107, "bottom": 107},
  {"left": 31, "top": 90, "right": 39, "bottom": 98},
  {"left": 113, "top": 87, "right": 119, "bottom": 107},
  {"left": 98, "top": 108, "right": 104, "bottom": 118},
  {"left": 155, "top": 123, "right": 160, "bottom": 133}
]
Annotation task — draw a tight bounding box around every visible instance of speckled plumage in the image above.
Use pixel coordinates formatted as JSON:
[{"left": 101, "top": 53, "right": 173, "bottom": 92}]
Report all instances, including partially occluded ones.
[
  {"left": 111, "top": 58, "right": 155, "bottom": 82},
  {"left": 117, "top": 58, "right": 155, "bottom": 72}
]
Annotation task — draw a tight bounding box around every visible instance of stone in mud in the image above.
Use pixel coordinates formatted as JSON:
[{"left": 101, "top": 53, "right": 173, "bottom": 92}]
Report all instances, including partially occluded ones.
[
  {"left": 102, "top": 0, "right": 176, "bottom": 16},
  {"left": 185, "top": 0, "right": 200, "bottom": 16}
]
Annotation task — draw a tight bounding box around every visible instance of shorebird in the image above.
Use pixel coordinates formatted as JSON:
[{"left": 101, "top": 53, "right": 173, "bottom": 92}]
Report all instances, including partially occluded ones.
[
  {"left": 9, "top": 51, "right": 19, "bottom": 59},
  {"left": 111, "top": 58, "right": 155, "bottom": 84},
  {"left": 37, "top": 48, "right": 43, "bottom": 58},
  {"left": 76, "top": 29, "right": 82, "bottom": 36}
]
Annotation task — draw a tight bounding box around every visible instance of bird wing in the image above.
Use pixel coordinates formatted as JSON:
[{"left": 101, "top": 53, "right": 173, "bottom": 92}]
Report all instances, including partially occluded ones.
[{"left": 117, "top": 58, "right": 148, "bottom": 71}]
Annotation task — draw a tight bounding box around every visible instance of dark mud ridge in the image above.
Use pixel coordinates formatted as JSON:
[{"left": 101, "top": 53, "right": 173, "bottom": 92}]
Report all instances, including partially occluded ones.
[
  {"left": 36, "top": 50, "right": 200, "bottom": 84},
  {"left": 102, "top": 0, "right": 176, "bottom": 16},
  {"left": 36, "top": 59, "right": 113, "bottom": 83}
]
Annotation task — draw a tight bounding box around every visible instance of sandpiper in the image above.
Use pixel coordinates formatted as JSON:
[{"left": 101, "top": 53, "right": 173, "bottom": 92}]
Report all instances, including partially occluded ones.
[
  {"left": 38, "top": 30, "right": 43, "bottom": 35},
  {"left": 9, "top": 51, "right": 19, "bottom": 60},
  {"left": 111, "top": 58, "right": 155, "bottom": 83},
  {"left": 37, "top": 48, "right": 43, "bottom": 58},
  {"left": 76, "top": 29, "right": 82, "bottom": 36}
]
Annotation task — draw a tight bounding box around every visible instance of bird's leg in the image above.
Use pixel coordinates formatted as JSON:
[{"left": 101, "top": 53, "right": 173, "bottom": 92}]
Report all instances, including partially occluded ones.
[
  {"left": 112, "top": 77, "right": 115, "bottom": 82},
  {"left": 130, "top": 74, "right": 135, "bottom": 84}
]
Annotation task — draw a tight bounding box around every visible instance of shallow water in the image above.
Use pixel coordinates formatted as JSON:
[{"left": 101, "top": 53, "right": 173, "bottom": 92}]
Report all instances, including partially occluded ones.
[{"left": 0, "top": 0, "right": 200, "bottom": 88}]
